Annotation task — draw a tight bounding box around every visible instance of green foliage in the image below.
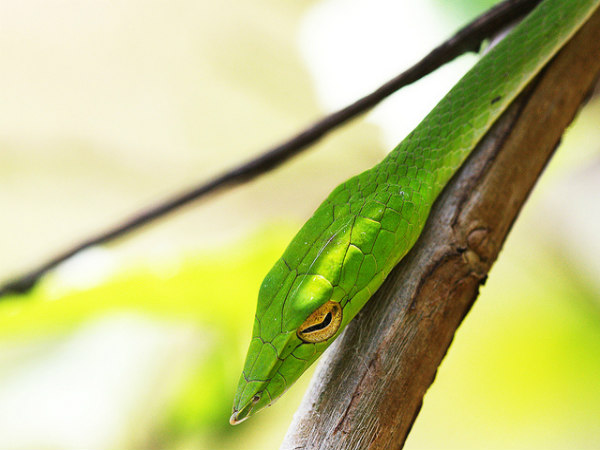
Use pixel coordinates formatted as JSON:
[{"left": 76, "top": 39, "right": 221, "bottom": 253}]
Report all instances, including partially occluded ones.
[{"left": 0, "top": 227, "right": 307, "bottom": 448}]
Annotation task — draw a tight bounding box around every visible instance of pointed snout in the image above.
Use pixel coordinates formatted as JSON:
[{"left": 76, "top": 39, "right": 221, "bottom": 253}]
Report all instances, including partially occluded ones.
[{"left": 229, "top": 394, "right": 259, "bottom": 425}]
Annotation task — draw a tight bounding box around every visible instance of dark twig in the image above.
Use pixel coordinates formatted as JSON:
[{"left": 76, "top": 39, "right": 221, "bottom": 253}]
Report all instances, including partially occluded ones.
[{"left": 0, "top": 0, "right": 541, "bottom": 298}]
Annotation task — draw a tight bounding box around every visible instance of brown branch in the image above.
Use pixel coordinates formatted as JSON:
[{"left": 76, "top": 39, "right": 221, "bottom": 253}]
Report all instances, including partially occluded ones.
[
  {"left": 281, "top": 7, "right": 600, "bottom": 450},
  {"left": 0, "top": 0, "right": 541, "bottom": 298}
]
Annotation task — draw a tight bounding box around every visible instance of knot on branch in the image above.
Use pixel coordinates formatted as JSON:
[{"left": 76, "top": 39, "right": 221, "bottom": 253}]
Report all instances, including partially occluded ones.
[{"left": 456, "top": 226, "right": 492, "bottom": 280}]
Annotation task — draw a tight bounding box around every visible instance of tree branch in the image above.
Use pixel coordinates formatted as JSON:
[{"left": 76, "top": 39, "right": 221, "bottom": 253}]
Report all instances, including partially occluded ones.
[
  {"left": 0, "top": 0, "right": 541, "bottom": 298},
  {"left": 281, "top": 7, "right": 600, "bottom": 450}
]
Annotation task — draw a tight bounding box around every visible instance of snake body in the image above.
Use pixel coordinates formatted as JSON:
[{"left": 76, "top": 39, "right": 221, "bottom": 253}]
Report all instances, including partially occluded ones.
[{"left": 231, "top": 0, "right": 600, "bottom": 424}]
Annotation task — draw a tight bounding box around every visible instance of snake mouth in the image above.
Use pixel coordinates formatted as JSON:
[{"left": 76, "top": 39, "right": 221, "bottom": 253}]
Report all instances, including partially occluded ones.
[
  {"left": 229, "top": 407, "right": 249, "bottom": 425},
  {"left": 230, "top": 393, "right": 261, "bottom": 425}
]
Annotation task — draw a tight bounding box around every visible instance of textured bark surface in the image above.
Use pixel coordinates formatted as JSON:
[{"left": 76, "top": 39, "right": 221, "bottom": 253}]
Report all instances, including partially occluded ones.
[{"left": 281, "top": 8, "right": 600, "bottom": 450}]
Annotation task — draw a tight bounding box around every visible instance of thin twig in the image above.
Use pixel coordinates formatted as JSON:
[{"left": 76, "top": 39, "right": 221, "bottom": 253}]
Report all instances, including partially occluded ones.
[{"left": 0, "top": 0, "right": 541, "bottom": 298}]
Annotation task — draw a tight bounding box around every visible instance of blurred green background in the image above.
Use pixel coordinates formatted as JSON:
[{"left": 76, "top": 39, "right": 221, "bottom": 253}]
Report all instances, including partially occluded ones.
[{"left": 1, "top": 0, "right": 599, "bottom": 449}]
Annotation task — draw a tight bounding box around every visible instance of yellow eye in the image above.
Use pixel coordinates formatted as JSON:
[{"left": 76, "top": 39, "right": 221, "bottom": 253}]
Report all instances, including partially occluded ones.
[{"left": 297, "top": 301, "right": 342, "bottom": 343}]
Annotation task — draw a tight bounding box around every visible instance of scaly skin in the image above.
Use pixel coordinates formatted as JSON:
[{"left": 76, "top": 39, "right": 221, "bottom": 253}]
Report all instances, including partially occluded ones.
[{"left": 231, "top": 0, "right": 600, "bottom": 424}]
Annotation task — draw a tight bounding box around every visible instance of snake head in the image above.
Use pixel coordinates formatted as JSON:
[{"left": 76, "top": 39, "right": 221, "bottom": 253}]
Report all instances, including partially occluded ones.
[
  {"left": 230, "top": 257, "right": 347, "bottom": 424},
  {"left": 230, "top": 212, "right": 359, "bottom": 424},
  {"left": 231, "top": 190, "right": 395, "bottom": 424}
]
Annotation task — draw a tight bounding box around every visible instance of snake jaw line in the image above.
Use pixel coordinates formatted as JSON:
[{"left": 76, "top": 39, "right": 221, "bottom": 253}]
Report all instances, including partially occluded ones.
[{"left": 230, "top": 393, "right": 262, "bottom": 425}]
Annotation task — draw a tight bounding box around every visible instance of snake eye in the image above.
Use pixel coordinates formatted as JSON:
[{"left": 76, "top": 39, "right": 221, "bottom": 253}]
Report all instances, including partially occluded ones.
[{"left": 297, "top": 301, "right": 342, "bottom": 343}]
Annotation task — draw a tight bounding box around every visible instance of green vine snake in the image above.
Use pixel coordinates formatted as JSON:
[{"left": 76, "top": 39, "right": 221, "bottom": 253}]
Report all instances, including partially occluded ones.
[{"left": 230, "top": 0, "right": 600, "bottom": 425}]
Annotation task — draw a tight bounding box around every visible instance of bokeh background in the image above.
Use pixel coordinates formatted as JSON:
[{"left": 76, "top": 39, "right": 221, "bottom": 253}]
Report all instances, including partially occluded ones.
[{"left": 1, "top": 0, "right": 599, "bottom": 449}]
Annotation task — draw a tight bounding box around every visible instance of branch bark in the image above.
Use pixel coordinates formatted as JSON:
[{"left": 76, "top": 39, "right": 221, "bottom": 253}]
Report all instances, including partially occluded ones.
[
  {"left": 0, "top": 0, "right": 541, "bottom": 298},
  {"left": 281, "top": 7, "right": 600, "bottom": 450}
]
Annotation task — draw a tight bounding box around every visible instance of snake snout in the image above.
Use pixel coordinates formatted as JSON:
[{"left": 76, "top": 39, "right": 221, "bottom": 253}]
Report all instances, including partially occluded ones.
[{"left": 230, "top": 393, "right": 264, "bottom": 425}]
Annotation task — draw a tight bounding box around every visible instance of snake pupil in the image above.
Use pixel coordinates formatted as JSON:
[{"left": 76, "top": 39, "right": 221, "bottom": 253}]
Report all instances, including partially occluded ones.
[{"left": 302, "top": 312, "right": 332, "bottom": 334}]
